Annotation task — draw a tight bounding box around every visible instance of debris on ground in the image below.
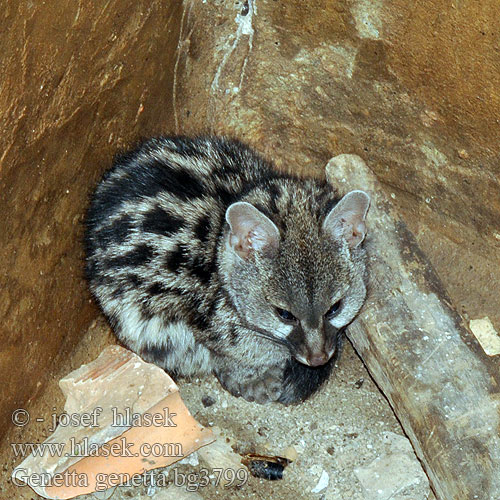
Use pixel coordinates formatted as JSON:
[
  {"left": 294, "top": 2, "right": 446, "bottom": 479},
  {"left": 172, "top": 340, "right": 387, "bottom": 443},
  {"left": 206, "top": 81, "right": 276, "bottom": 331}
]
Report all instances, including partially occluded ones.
[
  {"left": 354, "top": 432, "right": 431, "bottom": 500},
  {"left": 12, "top": 346, "right": 214, "bottom": 499}
]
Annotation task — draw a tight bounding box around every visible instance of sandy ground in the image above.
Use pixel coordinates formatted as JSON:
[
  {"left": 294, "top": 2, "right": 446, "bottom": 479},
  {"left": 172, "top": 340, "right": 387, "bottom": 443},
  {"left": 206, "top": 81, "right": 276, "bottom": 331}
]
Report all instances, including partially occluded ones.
[{"left": 1, "top": 317, "right": 431, "bottom": 500}]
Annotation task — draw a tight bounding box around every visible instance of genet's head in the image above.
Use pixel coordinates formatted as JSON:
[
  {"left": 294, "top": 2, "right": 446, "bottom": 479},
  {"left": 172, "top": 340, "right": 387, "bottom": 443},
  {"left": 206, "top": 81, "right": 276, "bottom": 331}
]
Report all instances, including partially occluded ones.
[{"left": 221, "top": 184, "right": 370, "bottom": 367}]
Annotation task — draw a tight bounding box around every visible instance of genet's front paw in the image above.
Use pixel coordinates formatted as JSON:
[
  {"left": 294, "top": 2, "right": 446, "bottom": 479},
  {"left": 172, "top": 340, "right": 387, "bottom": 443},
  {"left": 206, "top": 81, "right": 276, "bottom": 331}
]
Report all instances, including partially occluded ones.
[{"left": 215, "top": 367, "right": 284, "bottom": 404}]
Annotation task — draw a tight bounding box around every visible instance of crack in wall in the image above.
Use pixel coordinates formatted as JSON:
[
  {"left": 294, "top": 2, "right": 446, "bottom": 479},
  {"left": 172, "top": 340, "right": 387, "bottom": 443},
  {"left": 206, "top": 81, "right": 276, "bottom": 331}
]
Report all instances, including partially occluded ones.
[
  {"left": 210, "top": 0, "right": 257, "bottom": 94},
  {"left": 173, "top": 1, "right": 195, "bottom": 133}
]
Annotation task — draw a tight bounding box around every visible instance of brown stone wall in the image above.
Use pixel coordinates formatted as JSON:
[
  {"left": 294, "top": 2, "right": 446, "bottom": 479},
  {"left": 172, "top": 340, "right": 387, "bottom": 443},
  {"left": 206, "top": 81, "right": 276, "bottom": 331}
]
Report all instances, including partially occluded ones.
[{"left": 0, "top": 0, "right": 182, "bottom": 441}]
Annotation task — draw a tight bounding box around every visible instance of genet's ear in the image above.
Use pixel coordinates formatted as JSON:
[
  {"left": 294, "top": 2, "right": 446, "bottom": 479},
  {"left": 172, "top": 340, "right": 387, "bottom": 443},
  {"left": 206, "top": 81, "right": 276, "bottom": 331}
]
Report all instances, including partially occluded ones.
[
  {"left": 225, "top": 202, "right": 280, "bottom": 260},
  {"left": 322, "top": 190, "right": 370, "bottom": 249}
]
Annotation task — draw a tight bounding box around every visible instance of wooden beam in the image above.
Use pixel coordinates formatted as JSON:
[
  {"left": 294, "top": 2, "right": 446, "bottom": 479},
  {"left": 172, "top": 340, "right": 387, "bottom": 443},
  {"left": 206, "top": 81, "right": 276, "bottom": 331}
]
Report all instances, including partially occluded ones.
[{"left": 327, "top": 155, "right": 500, "bottom": 500}]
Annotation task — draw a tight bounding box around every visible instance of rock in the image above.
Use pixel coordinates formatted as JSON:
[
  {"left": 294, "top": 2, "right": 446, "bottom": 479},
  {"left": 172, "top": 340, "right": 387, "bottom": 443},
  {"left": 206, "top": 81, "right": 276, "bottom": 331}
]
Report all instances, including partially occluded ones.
[
  {"left": 355, "top": 432, "right": 430, "bottom": 500},
  {"left": 201, "top": 395, "right": 216, "bottom": 408},
  {"left": 354, "top": 378, "right": 365, "bottom": 389},
  {"left": 91, "top": 488, "right": 117, "bottom": 499},
  {"left": 311, "top": 470, "right": 329, "bottom": 493},
  {"left": 469, "top": 317, "right": 500, "bottom": 356},
  {"left": 197, "top": 427, "right": 246, "bottom": 487},
  {"left": 178, "top": 451, "right": 200, "bottom": 467},
  {"left": 282, "top": 445, "right": 299, "bottom": 462}
]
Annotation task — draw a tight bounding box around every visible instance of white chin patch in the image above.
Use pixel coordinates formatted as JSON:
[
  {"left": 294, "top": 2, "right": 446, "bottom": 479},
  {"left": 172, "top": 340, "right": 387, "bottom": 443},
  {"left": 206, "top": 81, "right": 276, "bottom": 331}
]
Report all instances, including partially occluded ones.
[{"left": 294, "top": 354, "right": 308, "bottom": 365}]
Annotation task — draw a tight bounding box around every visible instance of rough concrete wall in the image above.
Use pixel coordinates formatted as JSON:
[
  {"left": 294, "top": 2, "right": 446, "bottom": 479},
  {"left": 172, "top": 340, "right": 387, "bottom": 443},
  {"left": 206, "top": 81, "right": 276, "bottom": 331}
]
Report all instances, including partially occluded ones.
[
  {"left": 0, "top": 0, "right": 181, "bottom": 440},
  {"left": 173, "top": 0, "right": 499, "bottom": 333}
]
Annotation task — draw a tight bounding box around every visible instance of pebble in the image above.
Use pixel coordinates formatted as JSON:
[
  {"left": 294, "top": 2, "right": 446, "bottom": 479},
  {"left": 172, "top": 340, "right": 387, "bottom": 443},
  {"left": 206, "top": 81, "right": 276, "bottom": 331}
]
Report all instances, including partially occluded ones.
[{"left": 311, "top": 470, "right": 330, "bottom": 493}]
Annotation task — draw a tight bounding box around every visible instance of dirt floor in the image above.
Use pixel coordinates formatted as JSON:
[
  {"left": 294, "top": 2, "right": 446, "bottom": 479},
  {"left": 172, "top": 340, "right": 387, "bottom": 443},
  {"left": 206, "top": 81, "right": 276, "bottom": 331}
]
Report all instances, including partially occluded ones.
[{"left": 2, "top": 318, "right": 431, "bottom": 500}]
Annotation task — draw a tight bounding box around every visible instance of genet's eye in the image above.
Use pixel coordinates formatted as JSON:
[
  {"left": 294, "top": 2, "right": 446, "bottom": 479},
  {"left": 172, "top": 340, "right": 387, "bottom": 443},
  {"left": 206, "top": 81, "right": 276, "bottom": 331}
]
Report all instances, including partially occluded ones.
[
  {"left": 275, "top": 307, "right": 297, "bottom": 323},
  {"left": 326, "top": 300, "right": 342, "bottom": 318}
]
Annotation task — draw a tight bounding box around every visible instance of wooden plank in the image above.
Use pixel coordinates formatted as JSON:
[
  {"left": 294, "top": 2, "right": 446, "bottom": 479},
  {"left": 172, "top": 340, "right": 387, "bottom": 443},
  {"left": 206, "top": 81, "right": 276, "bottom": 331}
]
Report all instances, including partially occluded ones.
[{"left": 326, "top": 155, "right": 500, "bottom": 500}]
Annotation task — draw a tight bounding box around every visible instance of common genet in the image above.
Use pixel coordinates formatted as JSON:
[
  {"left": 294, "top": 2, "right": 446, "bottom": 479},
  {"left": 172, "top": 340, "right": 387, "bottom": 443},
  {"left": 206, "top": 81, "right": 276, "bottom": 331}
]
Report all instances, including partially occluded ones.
[{"left": 85, "top": 136, "right": 370, "bottom": 404}]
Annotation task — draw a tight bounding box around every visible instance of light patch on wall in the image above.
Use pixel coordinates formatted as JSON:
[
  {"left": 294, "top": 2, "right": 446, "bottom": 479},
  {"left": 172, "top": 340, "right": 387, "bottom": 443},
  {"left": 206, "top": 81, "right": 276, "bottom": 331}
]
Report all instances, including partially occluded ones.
[
  {"left": 352, "top": 0, "right": 383, "bottom": 40},
  {"left": 211, "top": 0, "right": 257, "bottom": 93},
  {"left": 294, "top": 43, "right": 358, "bottom": 80},
  {"left": 420, "top": 142, "right": 448, "bottom": 168}
]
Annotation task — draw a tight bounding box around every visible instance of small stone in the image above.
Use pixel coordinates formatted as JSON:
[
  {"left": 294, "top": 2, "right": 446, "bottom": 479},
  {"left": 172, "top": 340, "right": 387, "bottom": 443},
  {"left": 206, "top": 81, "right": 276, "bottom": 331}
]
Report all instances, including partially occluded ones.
[
  {"left": 283, "top": 445, "right": 299, "bottom": 461},
  {"left": 142, "top": 486, "right": 204, "bottom": 500},
  {"left": 311, "top": 470, "right": 329, "bottom": 493},
  {"left": 177, "top": 451, "right": 199, "bottom": 467},
  {"left": 92, "top": 487, "right": 117, "bottom": 499},
  {"left": 201, "top": 395, "right": 216, "bottom": 407},
  {"left": 354, "top": 377, "right": 365, "bottom": 389},
  {"left": 295, "top": 441, "right": 306, "bottom": 453},
  {"left": 198, "top": 428, "right": 247, "bottom": 486},
  {"left": 420, "top": 109, "right": 439, "bottom": 127},
  {"left": 458, "top": 149, "right": 469, "bottom": 159},
  {"left": 469, "top": 317, "right": 500, "bottom": 356}
]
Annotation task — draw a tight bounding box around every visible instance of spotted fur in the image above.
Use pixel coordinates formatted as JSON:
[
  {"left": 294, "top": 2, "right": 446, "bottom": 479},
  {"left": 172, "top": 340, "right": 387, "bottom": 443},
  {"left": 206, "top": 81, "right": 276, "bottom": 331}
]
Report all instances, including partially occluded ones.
[{"left": 85, "top": 136, "right": 370, "bottom": 404}]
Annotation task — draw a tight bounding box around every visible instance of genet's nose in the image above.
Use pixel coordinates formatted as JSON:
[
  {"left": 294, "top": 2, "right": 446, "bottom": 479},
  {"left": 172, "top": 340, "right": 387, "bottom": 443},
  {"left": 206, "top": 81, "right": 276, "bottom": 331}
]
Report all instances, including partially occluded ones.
[{"left": 307, "top": 352, "right": 330, "bottom": 367}]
